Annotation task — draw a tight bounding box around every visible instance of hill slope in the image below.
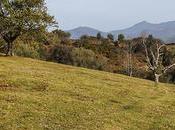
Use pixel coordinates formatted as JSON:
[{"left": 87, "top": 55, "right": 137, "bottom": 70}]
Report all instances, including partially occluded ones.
[{"left": 0, "top": 57, "right": 175, "bottom": 130}]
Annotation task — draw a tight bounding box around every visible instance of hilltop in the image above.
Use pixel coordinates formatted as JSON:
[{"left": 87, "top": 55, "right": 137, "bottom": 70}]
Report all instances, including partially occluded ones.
[
  {"left": 67, "top": 26, "right": 107, "bottom": 39},
  {"left": 0, "top": 57, "right": 175, "bottom": 130}
]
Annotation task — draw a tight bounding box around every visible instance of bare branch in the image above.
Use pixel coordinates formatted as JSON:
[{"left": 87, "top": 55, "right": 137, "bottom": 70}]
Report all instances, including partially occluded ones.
[
  {"left": 0, "top": 0, "right": 8, "bottom": 17},
  {"left": 142, "top": 39, "right": 154, "bottom": 70},
  {"left": 163, "top": 63, "right": 175, "bottom": 74},
  {"left": 155, "top": 43, "right": 165, "bottom": 66},
  {"left": 142, "top": 36, "right": 173, "bottom": 83},
  {"left": 158, "top": 44, "right": 166, "bottom": 51},
  {"left": 150, "top": 48, "right": 156, "bottom": 65},
  {"left": 0, "top": 1, "right": 4, "bottom": 16}
]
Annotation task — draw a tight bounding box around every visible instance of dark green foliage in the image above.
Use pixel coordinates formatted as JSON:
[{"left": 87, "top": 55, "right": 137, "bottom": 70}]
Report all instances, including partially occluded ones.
[
  {"left": 166, "top": 70, "right": 175, "bottom": 83},
  {"left": 52, "top": 29, "right": 71, "bottom": 40},
  {"left": 49, "top": 45, "right": 108, "bottom": 70},
  {"left": 50, "top": 45, "right": 74, "bottom": 65},
  {"left": 97, "top": 32, "right": 102, "bottom": 40},
  {"left": 71, "top": 48, "right": 108, "bottom": 70},
  {"left": 14, "top": 41, "right": 41, "bottom": 59},
  {"left": 163, "top": 50, "right": 174, "bottom": 66},
  {"left": 0, "top": 0, "right": 55, "bottom": 56},
  {"left": 118, "top": 34, "right": 125, "bottom": 43},
  {"left": 107, "top": 33, "right": 114, "bottom": 41},
  {"left": 80, "top": 35, "right": 89, "bottom": 40},
  {"left": 46, "top": 30, "right": 71, "bottom": 46}
]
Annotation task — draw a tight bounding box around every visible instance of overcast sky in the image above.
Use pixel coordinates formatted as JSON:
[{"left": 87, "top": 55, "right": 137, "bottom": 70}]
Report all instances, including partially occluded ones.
[{"left": 46, "top": 0, "right": 175, "bottom": 31}]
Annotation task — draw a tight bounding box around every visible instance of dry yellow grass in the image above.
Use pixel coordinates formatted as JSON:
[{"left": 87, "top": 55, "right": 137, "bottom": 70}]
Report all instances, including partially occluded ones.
[{"left": 0, "top": 56, "right": 175, "bottom": 130}]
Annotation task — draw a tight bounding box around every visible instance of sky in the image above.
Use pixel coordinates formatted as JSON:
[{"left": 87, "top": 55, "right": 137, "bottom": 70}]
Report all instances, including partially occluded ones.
[{"left": 46, "top": 0, "right": 175, "bottom": 32}]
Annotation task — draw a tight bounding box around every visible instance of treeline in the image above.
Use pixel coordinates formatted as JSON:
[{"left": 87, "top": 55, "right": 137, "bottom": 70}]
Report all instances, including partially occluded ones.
[{"left": 0, "top": 29, "right": 174, "bottom": 83}]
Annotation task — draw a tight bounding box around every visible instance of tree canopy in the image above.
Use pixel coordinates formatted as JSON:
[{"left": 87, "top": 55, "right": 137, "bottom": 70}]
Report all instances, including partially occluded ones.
[
  {"left": 97, "top": 32, "right": 102, "bottom": 40},
  {"left": 118, "top": 34, "right": 125, "bottom": 43},
  {"left": 107, "top": 33, "right": 114, "bottom": 41},
  {"left": 0, "top": 0, "right": 56, "bottom": 55}
]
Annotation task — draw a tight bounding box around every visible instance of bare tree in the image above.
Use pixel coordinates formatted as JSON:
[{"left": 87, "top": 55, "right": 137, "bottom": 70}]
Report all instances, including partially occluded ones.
[
  {"left": 126, "top": 39, "right": 133, "bottom": 77},
  {"left": 142, "top": 38, "right": 175, "bottom": 84}
]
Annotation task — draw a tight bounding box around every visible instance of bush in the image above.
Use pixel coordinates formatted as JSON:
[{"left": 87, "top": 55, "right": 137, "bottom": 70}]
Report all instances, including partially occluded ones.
[
  {"left": 14, "top": 41, "right": 41, "bottom": 59},
  {"left": 71, "top": 48, "right": 108, "bottom": 70},
  {"left": 49, "top": 45, "right": 108, "bottom": 70},
  {"left": 49, "top": 45, "right": 74, "bottom": 65}
]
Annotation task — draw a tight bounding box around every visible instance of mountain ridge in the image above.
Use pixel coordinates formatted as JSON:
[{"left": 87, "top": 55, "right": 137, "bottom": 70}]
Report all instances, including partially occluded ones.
[{"left": 67, "top": 21, "right": 175, "bottom": 43}]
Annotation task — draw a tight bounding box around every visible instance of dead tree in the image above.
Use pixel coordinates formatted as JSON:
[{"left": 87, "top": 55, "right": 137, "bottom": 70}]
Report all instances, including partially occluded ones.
[
  {"left": 142, "top": 38, "right": 175, "bottom": 84},
  {"left": 126, "top": 40, "right": 133, "bottom": 76}
]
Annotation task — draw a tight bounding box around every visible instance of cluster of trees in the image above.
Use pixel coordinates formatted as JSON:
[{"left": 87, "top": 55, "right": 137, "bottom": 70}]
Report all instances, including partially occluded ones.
[
  {"left": 75, "top": 33, "right": 175, "bottom": 84},
  {"left": 0, "top": 0, "right": 175, "bottom": 84}
]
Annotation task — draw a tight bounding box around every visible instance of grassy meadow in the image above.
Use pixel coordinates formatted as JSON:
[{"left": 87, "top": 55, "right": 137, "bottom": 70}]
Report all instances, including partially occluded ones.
[{"left": 0, "top": 56, "right": 175, "bottom": 130}]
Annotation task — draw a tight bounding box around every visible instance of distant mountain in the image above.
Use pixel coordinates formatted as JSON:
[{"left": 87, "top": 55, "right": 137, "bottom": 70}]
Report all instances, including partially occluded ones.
[
  {"left": 67, "top": 21, "right": 175, "bottom": 43},
  {"left": 67, "top": 26, "right": 107, "bottom": 39},
  {"left": 111, "top": 21, "right": 175, "bottom": 42}
]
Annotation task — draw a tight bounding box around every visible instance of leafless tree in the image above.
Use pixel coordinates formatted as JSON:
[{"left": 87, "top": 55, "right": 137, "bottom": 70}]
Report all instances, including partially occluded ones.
[
  {"left": 126, "top": 39, "right": 133, "bottom": 77},
  {"left": 142, "top": 38, "right": 175, "bottom": 84}
]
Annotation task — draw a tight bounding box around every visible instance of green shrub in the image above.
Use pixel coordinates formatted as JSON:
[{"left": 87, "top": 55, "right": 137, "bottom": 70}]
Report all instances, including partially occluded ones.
[
  {"left": 49, "top": 45, "right": 108, "bottom": 70},
  {"left": 72, "top": 48, "right": 108, "bottom": 70},
  {"left": 14, "top": 41, "right": 41, "bottom": 59},
  {"left": 50, "top": 45, "right": 74, "bottom": 65}
]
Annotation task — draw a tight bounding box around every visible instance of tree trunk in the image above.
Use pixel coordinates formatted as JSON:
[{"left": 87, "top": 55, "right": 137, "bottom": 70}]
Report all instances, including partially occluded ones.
[
  {"left": 154, "top": 74, "right": 161, "bottom": 86},
  {"left": 6, "top": 42, "right": 14, "bottom": 56}
]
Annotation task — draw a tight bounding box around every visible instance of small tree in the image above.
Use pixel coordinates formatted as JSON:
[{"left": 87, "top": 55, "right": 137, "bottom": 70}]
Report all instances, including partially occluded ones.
[
  {"left": 97, "top": 32, "right": 102, "bottom": 40},
  {"left": 118, "top": 34, "right": 125, "bottom": 43},
  {"left": 52, "top": 29, "right": 71, "bottom": 40},
  {"left": 107, "top": 33, "right": 114, "bottom": 42},
  {"left": 126, "top": 40, "right": 133, "bottom": 76},
  {"left": 0, "top": 0, "right": 55, "bottom": 56},
  {"left": 142, "top": 37, "right": 175, "bottom": 84}
]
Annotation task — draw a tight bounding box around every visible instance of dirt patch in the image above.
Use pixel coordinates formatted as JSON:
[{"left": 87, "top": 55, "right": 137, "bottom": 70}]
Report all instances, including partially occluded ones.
[
  {"left": 0, "top": 81, "right": 17, "bottom": 91},
  {"left": 64, "top": 90, "right": 95, "bottom": 102},
  {"left": 31, "top": 80, "right": 49, "bottom": 92}
]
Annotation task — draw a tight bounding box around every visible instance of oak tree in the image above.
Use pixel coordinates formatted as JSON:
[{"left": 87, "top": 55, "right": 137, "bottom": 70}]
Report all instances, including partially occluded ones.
[{"left": 0, "top": 0, "right": 55, "bottom": 56}]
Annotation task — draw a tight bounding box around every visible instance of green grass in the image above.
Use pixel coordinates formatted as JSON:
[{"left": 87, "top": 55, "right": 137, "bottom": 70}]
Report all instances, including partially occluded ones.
[{"left": 0, "top": 56, "right": 175, "bottom": 130}]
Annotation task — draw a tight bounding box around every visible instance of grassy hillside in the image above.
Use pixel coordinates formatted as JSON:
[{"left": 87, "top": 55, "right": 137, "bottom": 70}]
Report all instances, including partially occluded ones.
[{"left": 0, "top": 57, "right": 175, "bottom": 130}]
